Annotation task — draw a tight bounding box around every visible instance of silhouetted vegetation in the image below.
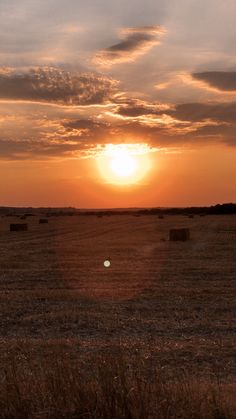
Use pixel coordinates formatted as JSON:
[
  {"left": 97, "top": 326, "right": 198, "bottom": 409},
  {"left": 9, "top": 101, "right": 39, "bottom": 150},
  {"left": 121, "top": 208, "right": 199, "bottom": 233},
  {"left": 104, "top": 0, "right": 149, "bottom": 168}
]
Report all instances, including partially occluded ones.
[{"left": 1, "top": 203, "right": 236, "bottom": 217}]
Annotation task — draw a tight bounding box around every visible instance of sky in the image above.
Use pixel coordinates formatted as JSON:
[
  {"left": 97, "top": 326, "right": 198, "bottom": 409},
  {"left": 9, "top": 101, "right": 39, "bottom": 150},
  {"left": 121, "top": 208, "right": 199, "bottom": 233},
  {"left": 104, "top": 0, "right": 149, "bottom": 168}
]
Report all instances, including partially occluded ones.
[{"left": 0, "top": 0, "right": 236, "bottom": 208}]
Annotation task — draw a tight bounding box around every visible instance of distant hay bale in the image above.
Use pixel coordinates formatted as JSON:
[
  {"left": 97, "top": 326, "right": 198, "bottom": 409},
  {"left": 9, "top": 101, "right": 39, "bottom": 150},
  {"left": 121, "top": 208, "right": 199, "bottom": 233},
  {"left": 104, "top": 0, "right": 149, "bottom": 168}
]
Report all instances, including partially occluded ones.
[
  {"left": 169, "top": 228, "right": 190, "bottom": 242},
  {"left": 10, "top": 223, "right": 28, "bottom": 232},
  {"left": 39, "top": 219, "right": 48, "bottom": 224}
]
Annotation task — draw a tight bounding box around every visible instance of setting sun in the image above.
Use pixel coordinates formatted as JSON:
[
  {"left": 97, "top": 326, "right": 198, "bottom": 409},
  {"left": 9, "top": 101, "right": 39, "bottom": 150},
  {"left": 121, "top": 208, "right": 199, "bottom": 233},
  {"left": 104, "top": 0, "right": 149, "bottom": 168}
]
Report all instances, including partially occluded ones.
[
  {"left": 96, "top": 144, "right": 152, "bottom": 185},
  {"left": 110, "top": 150, "right": 137, "bottom": 178}
]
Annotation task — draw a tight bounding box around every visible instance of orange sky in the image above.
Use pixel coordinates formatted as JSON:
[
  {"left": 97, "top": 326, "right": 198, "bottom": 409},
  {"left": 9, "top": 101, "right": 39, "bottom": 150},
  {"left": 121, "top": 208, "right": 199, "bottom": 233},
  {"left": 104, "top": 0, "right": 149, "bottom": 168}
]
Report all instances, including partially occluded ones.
[
  {"left": 0, "top": 0, "right": 236, "bottom": 208},
  {"left": 1, "top": 144, "right": 235, "bottom": 208}
]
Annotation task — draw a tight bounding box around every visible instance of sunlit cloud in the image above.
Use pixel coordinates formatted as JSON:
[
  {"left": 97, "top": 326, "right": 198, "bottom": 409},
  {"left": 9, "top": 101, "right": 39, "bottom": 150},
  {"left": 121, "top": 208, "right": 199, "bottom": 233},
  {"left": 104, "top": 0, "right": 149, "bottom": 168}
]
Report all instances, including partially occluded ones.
[
  {"left": 111, "top": 98, "right": 172, "bottom": 117},
  {"left": 94, "top": 26, "right": 166, "bottom": 67},
  {"left": 2, "top": 93, "right": 236, "bottom": 161},
  {"left": 0, "top": 67, "right": 119, "bottom": 106},
  {"left": 180, "top": 72, "right": 236, "bottom": 96},
  {"left": 192, "top": 71, "right": 236, "bottom": 93},
  {"left": 2, "top": 72, "right": 236, "bottom": 162},
  {"left": 155, "top": 81, "right": 171, "bottom": 90},
  {"left": 91, "top": 142, "right": 159, "bottom": 157}
]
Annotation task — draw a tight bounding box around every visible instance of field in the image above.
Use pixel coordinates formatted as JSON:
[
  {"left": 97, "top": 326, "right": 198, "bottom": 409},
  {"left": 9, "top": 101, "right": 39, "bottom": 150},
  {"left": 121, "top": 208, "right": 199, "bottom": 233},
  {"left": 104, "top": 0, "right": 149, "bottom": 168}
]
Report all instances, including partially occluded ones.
[{"left": 0, "top": 214, "right": 235, "bottom": 417}]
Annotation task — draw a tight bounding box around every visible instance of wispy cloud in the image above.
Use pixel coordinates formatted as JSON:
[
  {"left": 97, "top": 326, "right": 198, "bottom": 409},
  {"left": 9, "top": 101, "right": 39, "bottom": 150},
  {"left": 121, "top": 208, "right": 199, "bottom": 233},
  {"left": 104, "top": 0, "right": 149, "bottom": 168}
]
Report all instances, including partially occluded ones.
[
  {"left": 112, "top": 99, "right": 171, "bottom": 117},
  {"left": 94, "top": 26, "right": 165, "bottom": 66},
  {"left": 192, "top": 71, "right": 236, "bottom": 92}
]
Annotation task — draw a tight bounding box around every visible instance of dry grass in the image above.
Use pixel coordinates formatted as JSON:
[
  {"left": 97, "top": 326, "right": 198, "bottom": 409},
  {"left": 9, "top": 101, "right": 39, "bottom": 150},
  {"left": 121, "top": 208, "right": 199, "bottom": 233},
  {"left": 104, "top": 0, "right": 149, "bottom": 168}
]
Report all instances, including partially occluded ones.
[
  {"left": 0, "top": 351, "right": 235, "bottom": 419},
  {"left": 0, "top": 214, "right": 235, "bottom": 417}
]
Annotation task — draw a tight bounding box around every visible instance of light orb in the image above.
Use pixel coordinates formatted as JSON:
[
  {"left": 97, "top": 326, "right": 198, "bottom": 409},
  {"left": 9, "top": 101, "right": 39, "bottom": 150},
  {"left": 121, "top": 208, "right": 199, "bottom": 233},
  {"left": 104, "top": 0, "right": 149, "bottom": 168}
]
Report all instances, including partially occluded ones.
[{"left": 104, "top": 260, "right": 111, "bottom": 268}]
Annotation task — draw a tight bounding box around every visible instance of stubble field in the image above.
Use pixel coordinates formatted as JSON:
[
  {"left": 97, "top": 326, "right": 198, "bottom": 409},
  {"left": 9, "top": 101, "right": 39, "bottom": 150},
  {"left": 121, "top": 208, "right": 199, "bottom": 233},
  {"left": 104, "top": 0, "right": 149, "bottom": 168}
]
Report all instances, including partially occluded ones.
[{"left": 0, "top": 213, "right": 235, "bottom": 417}]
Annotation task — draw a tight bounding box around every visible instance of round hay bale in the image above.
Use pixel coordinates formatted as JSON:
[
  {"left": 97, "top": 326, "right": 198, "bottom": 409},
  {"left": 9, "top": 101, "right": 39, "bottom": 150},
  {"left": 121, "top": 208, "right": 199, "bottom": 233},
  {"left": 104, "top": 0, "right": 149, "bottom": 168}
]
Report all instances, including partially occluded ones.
[
  {"left": 10, "top": 223, "right": 28, "bottom": 232},
  {"left": 39, "top": 219, "right": 48, "bottom": 224},
  {"left": 169, "top": 228, "right": 190, "bottom": 241}
]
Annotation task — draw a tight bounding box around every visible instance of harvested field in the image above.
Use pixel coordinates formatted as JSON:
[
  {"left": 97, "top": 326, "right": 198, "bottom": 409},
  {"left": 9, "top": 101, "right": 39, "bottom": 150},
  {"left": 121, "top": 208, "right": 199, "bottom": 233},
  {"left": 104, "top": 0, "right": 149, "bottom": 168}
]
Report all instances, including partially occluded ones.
[{"left": 0, "top": 214, "right": 235, "bottom": 416}]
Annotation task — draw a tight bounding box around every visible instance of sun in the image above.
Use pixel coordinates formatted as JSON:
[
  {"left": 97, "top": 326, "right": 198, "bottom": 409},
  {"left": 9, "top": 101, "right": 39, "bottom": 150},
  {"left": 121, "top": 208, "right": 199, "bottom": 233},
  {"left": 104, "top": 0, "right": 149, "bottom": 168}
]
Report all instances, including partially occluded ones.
[
  {"left": 96, "top": 144, "right": 152, "bottom": 185},
  {"left": 110, "top": 150, "right": 137, "bottom": 178}
]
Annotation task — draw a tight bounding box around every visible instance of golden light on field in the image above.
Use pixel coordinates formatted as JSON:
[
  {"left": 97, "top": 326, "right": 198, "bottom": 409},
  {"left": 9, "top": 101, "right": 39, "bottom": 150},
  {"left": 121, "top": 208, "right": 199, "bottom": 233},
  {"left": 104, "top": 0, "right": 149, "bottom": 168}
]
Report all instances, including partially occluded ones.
[{"left": 97, "top": 144, "right": 152, "bottom": 185}]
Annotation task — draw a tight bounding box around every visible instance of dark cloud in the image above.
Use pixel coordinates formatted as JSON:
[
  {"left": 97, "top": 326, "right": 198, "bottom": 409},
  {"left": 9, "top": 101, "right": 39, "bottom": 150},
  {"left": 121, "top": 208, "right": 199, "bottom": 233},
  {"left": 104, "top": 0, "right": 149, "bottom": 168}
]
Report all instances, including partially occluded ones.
[
  {"left": 114, "top": 99, "right": 236, "bottom": 125},
  {"left": 63, "top": 119, "right": 108, "bottom": 130},
  {"left": 114, "top": 99, "right": 170, "bottom": 117},
  {"left": 94, "top": 26, "right": 165, "bottom": 66},
  {"left": 192, "top": 71, "right": 236, "bottom": 92},
  {"left": 0, "top": 139, "right": 32, "bottom": 159},
  {"left": 168, "top": 102, "right": 236, "bottom": 123},
  {"left": 61, "top": 118, "right": 110, "bottom": 143},
  {"left": 0, "top": 137, "right": 87, "bottom": 160},
  {"left": 0, "top": 67, "right": 118, "bottom": 106}
]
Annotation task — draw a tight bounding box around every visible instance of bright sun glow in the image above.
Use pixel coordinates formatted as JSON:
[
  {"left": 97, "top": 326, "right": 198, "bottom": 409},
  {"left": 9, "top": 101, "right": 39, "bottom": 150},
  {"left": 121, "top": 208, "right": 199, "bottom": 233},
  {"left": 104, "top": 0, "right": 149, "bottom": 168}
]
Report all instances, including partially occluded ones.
[
  {"left": 110, "top": 151, "right": 137, "bottom": 178},
  {"left": 97, "top": 144, "right": 152, "bottom": 185}
]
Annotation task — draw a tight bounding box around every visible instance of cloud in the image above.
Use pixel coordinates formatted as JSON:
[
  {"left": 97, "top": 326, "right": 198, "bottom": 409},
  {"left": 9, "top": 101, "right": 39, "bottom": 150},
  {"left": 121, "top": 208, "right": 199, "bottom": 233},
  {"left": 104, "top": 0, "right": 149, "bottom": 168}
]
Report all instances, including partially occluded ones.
[
  {"left": 106, "top": 98, "right": 236, "bottom": 147},
  {"left": 113, "top": 99, "right": 171, "bottom": 117},
  {"left": 2, "top": 94, "right": 236, "bottom": 161},
  {"left": 192, "top": 72, "right": 236, "bottom": 92},
  {"left": 168, "top": 102, "right": 236, "bottom": 123},
  {"left": 94, "top": 26, "right": 165, "bottom": 66},
  {"left": 0, "top": 137, "right": 89, "bottom": 160},
  {"left": 111, "top": 99, "right": 220, "bottom": 126},
  {"left": 61, "top": 118, "right": 110, "bottom": 142},
  {"left": 0, "top": 67, "right": 119, "bottom": 106},
  {"left": 55, "top": 100, "right": 236, "bottom": 151},
  {"left": 63, "top": 119, "right": 108, "bottom": 130}
]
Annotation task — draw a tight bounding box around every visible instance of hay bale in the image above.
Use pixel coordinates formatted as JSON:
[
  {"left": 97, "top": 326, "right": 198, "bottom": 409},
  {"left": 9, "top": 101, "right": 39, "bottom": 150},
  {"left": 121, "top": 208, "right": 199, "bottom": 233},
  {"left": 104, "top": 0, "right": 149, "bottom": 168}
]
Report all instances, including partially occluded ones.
[
  {"left": 169, "top": 228, "right": 190, "bottom": 241},
  {"left": 10, "top": 223, "right": 28, "bottom": 232},
  {"left": 39, "top": 218, "right": 48, "bottom": 224}
]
